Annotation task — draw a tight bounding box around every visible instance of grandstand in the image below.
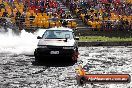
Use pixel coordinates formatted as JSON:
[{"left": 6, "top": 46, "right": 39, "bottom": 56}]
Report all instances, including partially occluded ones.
[
  {"left": 0, "top": 0, "right": 77, "bottom": 32},
  {"left": 0, "top": 0, "right": 131, "bottom": 33},
  {"left": 63, "top": 0, "right": 132, "bottom": 31}
]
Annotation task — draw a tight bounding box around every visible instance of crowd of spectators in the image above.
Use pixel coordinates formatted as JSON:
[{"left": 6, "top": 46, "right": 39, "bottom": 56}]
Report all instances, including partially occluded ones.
[
  {"left": 0, "top": 0, "right": 131, "bottom": 31},
  {"left": 63, "top": 0, "right": 132, "bottom": 31},
  {"left": 0, "top": 0, "right": 76, "bottom": 30}
]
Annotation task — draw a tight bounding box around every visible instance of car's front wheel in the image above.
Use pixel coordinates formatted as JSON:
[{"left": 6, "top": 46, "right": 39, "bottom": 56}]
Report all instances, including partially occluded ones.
[{"left": 34, "top": 49, "right": 41, "bottom": 62}]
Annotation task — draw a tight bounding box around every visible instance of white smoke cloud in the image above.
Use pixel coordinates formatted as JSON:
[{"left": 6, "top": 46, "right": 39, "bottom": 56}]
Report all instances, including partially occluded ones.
[{"left": 0, "top": 28, "right": 46, "bottom": 55}]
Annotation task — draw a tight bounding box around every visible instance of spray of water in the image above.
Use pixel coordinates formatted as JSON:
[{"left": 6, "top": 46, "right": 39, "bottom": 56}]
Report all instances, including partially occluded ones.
[{"left": 0, "top": 28, "right": 46, "bottom": 55}]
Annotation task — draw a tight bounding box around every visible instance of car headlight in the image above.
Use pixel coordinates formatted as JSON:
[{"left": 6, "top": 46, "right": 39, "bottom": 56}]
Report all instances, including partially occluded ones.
[
  {"left": 63, "top": 46, "right": 74, "bottom": 49},
  {"left": 37, "top": 45, "right": 47, "bottom": 48}
]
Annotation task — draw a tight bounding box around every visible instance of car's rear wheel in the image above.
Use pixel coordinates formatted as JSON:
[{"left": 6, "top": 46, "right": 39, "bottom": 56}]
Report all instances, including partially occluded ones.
[{"left": 71, "top": 51, "right": 79, "bottom": 63}]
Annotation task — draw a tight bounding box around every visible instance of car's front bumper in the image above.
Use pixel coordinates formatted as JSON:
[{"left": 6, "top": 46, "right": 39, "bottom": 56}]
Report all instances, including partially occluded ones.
[{"left": 34, "top": 48, "right": 75, "bottom": 57}]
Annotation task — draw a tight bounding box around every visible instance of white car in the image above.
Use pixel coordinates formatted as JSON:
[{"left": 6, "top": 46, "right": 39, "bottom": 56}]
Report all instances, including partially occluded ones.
[{"left": 34, "top": 28, "right": 79, "bottom": 62}]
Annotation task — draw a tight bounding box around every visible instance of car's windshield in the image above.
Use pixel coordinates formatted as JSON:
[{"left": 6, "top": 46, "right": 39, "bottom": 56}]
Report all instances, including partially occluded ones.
[{"left": 42, "top": 30, "right": 74, "bottom": 39}]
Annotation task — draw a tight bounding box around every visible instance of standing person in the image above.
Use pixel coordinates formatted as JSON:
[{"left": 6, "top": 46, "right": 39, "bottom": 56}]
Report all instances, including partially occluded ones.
[
  {"left": 52, "top": 13, "right": 59, "bottom": 22},
  {"left": 29, "top": 13, "right": 35, "bottom": 24},
  {"left": 15, "top": 10, "right": 21, "bottom": 28},
  {"left": 119, "top": 18, "right": 125, "bottom": 31}
]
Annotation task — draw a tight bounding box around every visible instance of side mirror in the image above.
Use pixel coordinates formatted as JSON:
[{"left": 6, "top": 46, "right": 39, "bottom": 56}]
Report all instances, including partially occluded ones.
[
  {"left": 75, "top": 37, "right": 79, "bottom": 40},
  {"left": 37, "top": 36, "right": 42, "bottom": 39},
  {"left": 64, "top": 38, "right": 68, "bottom": 42}
]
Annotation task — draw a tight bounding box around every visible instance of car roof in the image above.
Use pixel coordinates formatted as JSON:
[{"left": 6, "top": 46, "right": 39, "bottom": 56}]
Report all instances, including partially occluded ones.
[{"left": 44, "top": 27, "right": 73, "bottom": 31}]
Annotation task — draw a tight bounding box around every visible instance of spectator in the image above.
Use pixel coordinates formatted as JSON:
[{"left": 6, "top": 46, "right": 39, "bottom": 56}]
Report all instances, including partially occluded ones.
[
  {"left": 20, "top": 13, "right": 26, "bottom": 23},
  {"left": 16, "top": 10, "right": 21, "bottom": 18},
  {"left": 2, "top": 11, "right": 8, "bottom": 17},
  {"left": 66, "top": 14, "right": 72, "bottom": 19},
  {"left": 15, "top": 10, "right": 21, "bottom": 27}
]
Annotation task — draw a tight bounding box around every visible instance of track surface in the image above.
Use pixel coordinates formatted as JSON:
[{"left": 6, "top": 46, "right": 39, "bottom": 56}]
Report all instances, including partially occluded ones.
[{"left": 0, "top": 46, "right": 132, "bottom": 88}]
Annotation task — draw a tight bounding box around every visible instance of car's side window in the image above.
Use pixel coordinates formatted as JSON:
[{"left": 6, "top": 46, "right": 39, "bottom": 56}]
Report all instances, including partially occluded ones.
[{"left": 42, "top": 31, "right": 49, "bottom": 39}]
